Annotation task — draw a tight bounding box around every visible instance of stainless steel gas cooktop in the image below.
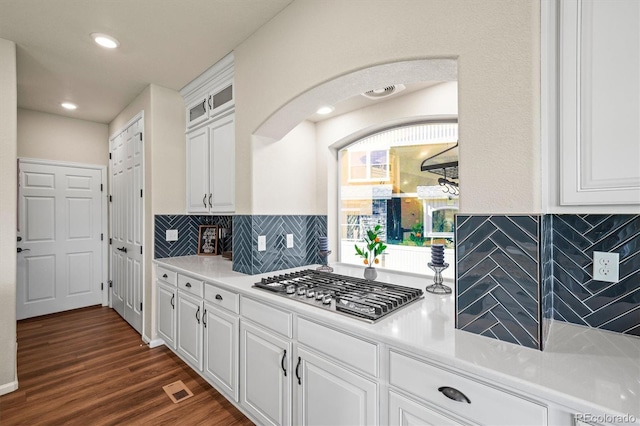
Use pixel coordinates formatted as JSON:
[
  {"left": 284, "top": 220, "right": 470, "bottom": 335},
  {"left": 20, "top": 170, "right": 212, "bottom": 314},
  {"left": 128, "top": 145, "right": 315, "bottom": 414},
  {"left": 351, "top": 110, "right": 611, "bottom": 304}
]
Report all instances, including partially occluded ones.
[{"left": 253, "top": 269, "right": 424, "bottom": 323}]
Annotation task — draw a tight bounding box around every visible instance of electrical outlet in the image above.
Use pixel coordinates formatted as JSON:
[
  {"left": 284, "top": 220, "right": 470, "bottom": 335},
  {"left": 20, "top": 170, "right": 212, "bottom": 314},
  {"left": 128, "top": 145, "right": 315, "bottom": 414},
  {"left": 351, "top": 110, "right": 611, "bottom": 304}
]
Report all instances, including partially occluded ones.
[
  {"left": 166, "top": 229, "right": 178, "bottom": 242},
  {"left": 593, "top": 251, "right": 619, "bottom": 283},
  {"left": 258, "top": 235, "right": 266, "bottom": 252},
  {"left": 286, "top": 234, "right": 294, "bottom": 248}
]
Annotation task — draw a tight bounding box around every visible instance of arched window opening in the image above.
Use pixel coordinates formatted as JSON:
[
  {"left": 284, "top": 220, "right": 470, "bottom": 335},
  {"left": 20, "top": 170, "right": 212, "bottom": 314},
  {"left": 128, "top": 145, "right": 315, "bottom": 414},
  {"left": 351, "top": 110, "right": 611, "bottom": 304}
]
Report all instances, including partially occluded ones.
[{"left": 339, "top": 122, "right": 458, "bottom": 278}]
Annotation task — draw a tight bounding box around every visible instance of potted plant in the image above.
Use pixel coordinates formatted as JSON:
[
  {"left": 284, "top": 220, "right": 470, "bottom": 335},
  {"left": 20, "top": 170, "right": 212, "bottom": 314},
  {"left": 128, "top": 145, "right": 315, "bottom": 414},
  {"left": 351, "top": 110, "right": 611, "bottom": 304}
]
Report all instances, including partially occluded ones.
[{"left": 354, "top": 224, "right": 387, "bottom": 280}]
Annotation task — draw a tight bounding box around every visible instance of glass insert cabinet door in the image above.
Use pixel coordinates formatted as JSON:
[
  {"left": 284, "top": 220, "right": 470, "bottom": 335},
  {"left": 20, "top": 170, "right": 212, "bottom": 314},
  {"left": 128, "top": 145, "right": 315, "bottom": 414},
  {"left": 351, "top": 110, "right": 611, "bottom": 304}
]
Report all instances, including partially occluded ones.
[{"left": 187, "top": 97, "right": 208, "bottom": 128}]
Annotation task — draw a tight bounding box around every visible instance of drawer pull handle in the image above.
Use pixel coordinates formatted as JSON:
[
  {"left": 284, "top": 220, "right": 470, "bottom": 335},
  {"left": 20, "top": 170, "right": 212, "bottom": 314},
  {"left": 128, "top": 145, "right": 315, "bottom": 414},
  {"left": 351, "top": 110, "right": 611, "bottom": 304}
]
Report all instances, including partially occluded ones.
[
  {"left": 185, "top": 282, "right": 192, "bottom": 288},
  {"left": 295, "top": 356, "right": 302, "bottom": 385},
  {"left": 215, "top": 294, "right": 223, "bottom": 301},
  {"left": 162, "top": 274, "right": 168, "bottom": 278},
  {"left": 438, "top": 386, "right": 471, "bottom": 404},
  {"left": 281, "top": 350, "right": 287, "bottom": 377}
]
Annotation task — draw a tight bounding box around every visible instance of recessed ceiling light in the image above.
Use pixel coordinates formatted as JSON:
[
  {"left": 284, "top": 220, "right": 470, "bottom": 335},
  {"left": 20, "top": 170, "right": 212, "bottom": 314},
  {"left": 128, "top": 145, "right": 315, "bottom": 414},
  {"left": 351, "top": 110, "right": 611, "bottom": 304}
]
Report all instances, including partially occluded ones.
[
  {"left": 91, "top": 33, "right": 120, "bottom": 49},
  {"left": 61, "top": 102, "right": 77, "bottom": 110},
  {"left": 316, "top": 106, "right": 334, "bottom": 115}
]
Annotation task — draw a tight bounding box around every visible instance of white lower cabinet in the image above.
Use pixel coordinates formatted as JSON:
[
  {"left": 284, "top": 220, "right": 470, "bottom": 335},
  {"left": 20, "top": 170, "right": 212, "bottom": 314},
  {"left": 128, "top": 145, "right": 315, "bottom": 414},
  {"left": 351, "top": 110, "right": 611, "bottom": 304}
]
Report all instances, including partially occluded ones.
[
  {"left": 389, "top": 349, "right": 547, "bottom": 426},
  {"left": 156, "top": 282, "right": 176, "bottom": 349},
  {"left": 240, "top": 320, "right": 292, "bottom": 426},
  {"left": 295, "top": 346, "right": 377, "bottom": 426},
  {"left": 176, "top": 290, "right": 203, "bottom": 370},
  {"left": 389, "top": 391, "right": 468, "bottom": 426},
  {"left": 203, "top": 302, "right": 238, "bottom": 401}
]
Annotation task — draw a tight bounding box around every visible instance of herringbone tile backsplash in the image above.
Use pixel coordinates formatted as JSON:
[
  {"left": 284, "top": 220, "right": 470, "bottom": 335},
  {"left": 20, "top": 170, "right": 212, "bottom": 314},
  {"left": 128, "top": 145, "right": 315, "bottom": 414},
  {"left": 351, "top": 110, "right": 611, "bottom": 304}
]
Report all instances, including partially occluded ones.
[
  {"left": 455, "top": 215, "right": 542, "bottom": 350},
  {"left": 232, "top": 215, "right": 327, "bottom": 275},
  {"left": 455, "top": 213, "right": 640, "bottom": 350},
  {"left": 154, "top": 215, "right": 232, "bottom": 258},
  {"left": 551, "top": 214, "right": 640, "bottom": 336}
]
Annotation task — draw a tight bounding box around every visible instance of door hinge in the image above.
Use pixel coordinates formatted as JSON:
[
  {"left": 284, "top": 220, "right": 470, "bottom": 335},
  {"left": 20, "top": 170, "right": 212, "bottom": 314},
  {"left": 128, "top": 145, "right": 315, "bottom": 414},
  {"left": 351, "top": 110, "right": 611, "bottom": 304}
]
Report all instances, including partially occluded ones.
[
  {"left": 140, "top": 302, "right": 143, "bottom": 311},
  {"left": 109, "top": 153, "right": 112, "bottom": 160},
  {"left": 139, "top": 133, "right": 142, "bottom": 142},
  {"left": 101, "top": 233, "right": 104, "bottom": 241},
  {"left": 108, "top": 280, "right": 113, "bottom": 288},
  {"left": 140, "top": 246, "right": 143, "bottom": 255},
  {"left": 109, "top": 195, "right": 112, "bottom": 202},
  {"left": 100, "top": 183, "right": 103, "bottom": 192},
  {"left": 140, "top": 189, "right": 143, "bottom": 198},
  {"left": 109, "top": 238, "right": 112, "bottom": 245},
  {"left": 101, "top": 283, "right": 104, "bottom": 290}
]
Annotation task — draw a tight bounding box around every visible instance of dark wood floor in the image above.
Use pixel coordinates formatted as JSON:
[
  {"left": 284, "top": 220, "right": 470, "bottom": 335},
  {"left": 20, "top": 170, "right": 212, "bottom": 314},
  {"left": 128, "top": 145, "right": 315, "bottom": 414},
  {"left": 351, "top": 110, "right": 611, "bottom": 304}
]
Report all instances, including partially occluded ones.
[{"left": 0, "top": 306, "right": 253, "bottom": 426}]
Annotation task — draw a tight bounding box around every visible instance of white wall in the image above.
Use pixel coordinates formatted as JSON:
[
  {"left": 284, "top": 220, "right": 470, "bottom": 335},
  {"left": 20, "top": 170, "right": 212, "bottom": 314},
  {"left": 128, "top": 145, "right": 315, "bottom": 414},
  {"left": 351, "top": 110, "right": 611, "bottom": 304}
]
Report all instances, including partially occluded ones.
[
  {"left": 0, "top": 38, "right": 18, "bottom": 394},
  {"left": 17, "top": 109, "right": 108, "bottom": 165},
  {"left": 234, "top": 0, "right": 540, "bottom": 215},
  {"left": 315, "top": 82, "right": 458, "bottom": 259},
  {"left": 150, "top": 85, "right": 186, "bottom": 215},
  {"left": 252, "top": 120, "right": 317, "bottom": 214}
]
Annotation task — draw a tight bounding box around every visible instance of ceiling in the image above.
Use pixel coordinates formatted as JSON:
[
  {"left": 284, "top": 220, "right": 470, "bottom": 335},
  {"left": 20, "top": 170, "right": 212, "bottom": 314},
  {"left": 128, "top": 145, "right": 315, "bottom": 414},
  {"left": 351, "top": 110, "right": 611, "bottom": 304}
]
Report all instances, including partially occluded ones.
[{"left": 0, "top": 0, "right": 293, "bottom": 123}]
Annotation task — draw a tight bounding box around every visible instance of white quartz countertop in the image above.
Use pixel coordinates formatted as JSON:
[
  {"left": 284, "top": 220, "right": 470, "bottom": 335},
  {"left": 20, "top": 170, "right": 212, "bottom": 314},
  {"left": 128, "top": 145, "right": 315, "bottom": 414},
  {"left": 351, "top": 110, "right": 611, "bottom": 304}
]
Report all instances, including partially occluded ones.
[{"left": 154, "top": 255, "right": 640, "bottom": 420}]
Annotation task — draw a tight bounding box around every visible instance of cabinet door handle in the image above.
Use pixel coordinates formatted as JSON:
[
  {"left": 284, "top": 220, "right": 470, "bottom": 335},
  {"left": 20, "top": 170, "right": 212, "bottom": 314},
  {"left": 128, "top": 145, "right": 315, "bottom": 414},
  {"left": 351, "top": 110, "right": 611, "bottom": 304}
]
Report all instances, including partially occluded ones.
[
  {"left": 203, "top": 194, "right": 207, "bottom": 208},
  {"left": 208, "top": 95, "right": 212, "bottom": 110},
  {"left": 196, "top": 306, "right": 200, "bottom": 324},
  {"left": 170, "top": 294, "right": 175, "bottom": 309},
  {"left": 295, "top": 356, "right": 302, "bottom": 385},
  {"left": 162, "top": 273, "right": 168, "bottom": 278},
  {"left": 203, "top": 98, "right": 208, "bottom": 110},
  {"left": 185, "top": 282, "right": 192, "bottom": 288},
  {"left": 208, "top": 193, "right": 212, "bottom": 208},
  {"left": 203, "top": 309, "right": 207, "bottom": 328},
  {"left": 438, "top": 386, "right": 471, "bottom": 404},
  {"left": 281, "top": 350, "right": 287, "bottom": 377},
  {"left": 215, "top": 294, "right": 223, "bottom": 301}
]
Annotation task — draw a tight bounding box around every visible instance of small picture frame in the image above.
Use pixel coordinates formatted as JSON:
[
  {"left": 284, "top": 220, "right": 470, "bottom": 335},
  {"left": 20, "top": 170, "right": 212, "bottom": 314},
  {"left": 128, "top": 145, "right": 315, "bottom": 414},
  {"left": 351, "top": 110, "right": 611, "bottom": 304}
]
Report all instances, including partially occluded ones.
[{"left": 197, "top": 225, "right": 219, "bottom": 255}]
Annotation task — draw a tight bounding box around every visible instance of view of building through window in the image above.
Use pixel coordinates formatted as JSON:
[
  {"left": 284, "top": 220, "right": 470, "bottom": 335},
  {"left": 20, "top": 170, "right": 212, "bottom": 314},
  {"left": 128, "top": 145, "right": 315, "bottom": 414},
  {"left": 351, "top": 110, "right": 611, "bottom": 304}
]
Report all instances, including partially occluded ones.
[{"left": 339, "top": 122, "right": 458, "bottom": 278}]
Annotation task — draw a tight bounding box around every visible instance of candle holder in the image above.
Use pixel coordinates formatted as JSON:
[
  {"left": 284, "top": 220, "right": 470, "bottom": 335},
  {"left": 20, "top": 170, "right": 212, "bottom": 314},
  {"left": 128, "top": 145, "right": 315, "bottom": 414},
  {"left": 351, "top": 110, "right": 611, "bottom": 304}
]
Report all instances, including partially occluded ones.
[
  {"left": 425, "top": 262, "right": 452, "bottom": 294},
  {"left": 316, "top": 250, "right": 333, "bottom": 272}
]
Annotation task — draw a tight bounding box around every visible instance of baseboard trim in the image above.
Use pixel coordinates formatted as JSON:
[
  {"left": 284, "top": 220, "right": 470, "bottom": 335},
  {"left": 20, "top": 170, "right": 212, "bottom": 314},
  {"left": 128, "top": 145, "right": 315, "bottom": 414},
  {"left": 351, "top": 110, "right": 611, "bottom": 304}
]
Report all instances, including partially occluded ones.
[
  {"left": 147, "top": 338, "right": 165, "bottom": 349},
  {"left": 0, "top": 380, "right": 18, "bottom": 396}
]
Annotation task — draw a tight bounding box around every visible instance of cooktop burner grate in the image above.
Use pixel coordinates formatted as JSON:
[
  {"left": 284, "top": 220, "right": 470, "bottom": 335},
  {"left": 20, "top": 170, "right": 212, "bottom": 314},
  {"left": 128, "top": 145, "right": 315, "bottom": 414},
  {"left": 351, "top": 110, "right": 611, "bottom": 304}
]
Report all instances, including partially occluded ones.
[{"left": 253, "top": 269, "right": 423, "bottom": 323}]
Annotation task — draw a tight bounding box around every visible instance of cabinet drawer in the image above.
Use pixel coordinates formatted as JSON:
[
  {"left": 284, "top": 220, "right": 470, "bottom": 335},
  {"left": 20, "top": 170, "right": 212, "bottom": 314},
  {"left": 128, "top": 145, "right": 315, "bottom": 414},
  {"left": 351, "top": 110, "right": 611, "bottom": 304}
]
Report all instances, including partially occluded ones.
[
  {"left": 389, "top": 350, "right": 547, "bottom": 426},
  {"left": 178, "top": 274, "right": 204, "bottom": 298},
  {"left": 298, "top": 317, "right": 378, "bottom": 377},
  {"left": 240, "top": 297, "right": 292, "bottom": 338},
  {"left": 204, "top": 282, "right": 239, "bottom": 314},
  {"left": 157, "top": 266, "right": 177, "bottom": 286}
]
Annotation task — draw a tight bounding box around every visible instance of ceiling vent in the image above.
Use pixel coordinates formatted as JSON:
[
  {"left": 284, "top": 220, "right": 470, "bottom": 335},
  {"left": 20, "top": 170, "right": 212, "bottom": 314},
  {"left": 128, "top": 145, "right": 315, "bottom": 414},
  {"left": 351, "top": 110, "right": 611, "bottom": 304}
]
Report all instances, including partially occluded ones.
[{"left": 361, "top": 84, "right": 406, "bottom": 100}]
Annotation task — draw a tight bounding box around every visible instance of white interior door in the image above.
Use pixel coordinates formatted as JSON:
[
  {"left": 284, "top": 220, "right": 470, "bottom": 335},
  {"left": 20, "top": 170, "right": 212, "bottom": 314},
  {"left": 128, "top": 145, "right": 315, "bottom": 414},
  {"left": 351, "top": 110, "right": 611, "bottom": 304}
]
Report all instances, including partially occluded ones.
[
  {"left": 17, "top": 160, "right": 104, "bottom": 320},
  {"left": 110, "top": 115, "right": 143, "bottom": 334}
]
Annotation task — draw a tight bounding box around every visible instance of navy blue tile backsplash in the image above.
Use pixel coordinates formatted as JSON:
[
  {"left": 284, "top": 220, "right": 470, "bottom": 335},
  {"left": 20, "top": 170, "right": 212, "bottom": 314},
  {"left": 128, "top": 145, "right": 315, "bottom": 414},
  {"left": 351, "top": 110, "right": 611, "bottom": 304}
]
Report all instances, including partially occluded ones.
[
  {"left": 455, "top": 213, "right": 640, "bottom": 350},
  {"left": 154, "top": 215, "right": 232, "bottom": 258},
  {"left": 551, "top": 214, "right": 640, "bottom": 337},
  {"left": 232, "top": 215, "right": 327, "bottom": 275},
  {"left": 455, "top": 215, "right": 542, "bottom": 350}
]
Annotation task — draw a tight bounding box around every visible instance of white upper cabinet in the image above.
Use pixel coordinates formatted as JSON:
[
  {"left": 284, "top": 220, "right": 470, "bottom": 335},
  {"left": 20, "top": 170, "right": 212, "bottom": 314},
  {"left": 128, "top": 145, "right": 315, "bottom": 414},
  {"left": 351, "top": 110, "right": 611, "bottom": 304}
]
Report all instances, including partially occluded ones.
[
  {"left": 558, "top": 0, "right": 640, "bottom": 205},
  {"left": 181, "top": 52, "right": 235, "bottom": 213}
]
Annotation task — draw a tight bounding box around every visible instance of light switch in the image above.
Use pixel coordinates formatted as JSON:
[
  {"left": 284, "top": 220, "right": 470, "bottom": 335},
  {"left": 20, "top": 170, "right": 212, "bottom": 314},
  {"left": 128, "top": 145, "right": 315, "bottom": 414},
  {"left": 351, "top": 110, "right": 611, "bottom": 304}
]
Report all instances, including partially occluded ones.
[
  {"left": 166, "top": 229, "right": 178, "bottom": 242},
  {"left": 258, "top": 235, "right": 266, "bottom": 252},
  {"left": 286, "top": 234, "right": 294, "bottom": 248}
]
